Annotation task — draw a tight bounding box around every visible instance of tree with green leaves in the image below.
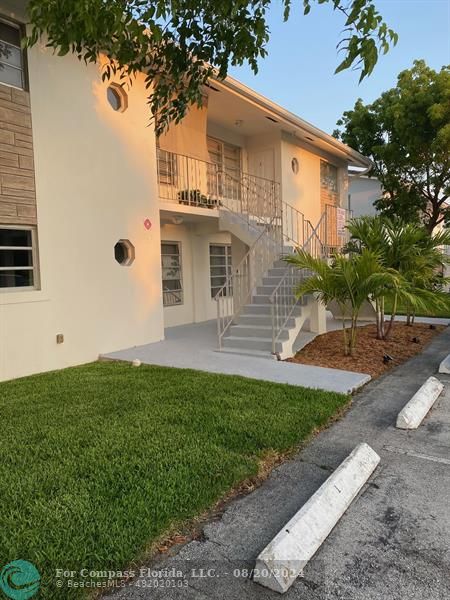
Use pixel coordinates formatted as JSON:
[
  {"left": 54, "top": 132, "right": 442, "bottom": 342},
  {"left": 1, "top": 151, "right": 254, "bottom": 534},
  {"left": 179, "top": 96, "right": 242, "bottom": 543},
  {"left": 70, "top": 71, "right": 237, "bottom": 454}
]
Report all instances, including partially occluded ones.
[
  {"left": 345, "top": 215, "right": 450, "bottom": 335},
  {"left": 286, "top": 217, "right": 450, "bottom": 355},
  {"left": 26, "top": 0, "right": 397, "bottom": 134},
  {"left": 334, "top": 61, "right": 450, "bottom": 234},
  {"left": 285, "top": 248, "right": 405, "bottom": 355}
]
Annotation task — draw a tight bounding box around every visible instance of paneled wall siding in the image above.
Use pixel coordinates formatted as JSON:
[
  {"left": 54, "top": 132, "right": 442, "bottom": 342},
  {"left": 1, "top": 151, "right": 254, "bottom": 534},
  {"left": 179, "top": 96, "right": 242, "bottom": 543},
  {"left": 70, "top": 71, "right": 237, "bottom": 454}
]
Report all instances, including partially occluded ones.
[{"left": 0, "top": 82, "right": 36, "bottom": 224}]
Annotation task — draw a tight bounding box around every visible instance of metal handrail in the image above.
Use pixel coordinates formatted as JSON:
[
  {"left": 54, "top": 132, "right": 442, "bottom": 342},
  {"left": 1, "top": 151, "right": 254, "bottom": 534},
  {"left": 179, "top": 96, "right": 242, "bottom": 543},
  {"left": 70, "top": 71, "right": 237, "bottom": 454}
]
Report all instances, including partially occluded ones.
[
  {"left": 214, "top": 214, "right": 282, "bottom": 349},
  {"left": 269, "top": 203, "right": 322, "bottom": 354},
  {"left": 269, "top": 203, "right": 352, "bottom": 354},
  {"left": 156, "top": 148, "right": 281, "bottom": 214},
  {"left": 269, "top": 266, "right": 310, "bottom": 354}
]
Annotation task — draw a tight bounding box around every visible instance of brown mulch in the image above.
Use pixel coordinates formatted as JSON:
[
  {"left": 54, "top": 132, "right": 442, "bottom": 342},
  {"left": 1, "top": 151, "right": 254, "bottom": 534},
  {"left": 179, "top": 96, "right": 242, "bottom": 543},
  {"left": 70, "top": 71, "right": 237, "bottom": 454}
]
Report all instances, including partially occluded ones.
[{"left": 287, "top": 322, "right": 446, "bottom": 379}]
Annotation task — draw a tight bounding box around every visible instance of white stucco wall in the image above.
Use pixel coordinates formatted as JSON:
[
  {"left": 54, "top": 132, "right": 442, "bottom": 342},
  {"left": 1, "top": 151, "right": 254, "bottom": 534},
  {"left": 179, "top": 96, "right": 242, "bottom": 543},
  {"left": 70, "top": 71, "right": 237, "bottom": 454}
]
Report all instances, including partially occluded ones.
[
  {"left": 348, "top": 176, "right": 382, "bottom": 217},
  {"left": 0, "top": 35, "right": 165, "bottom": 381}
]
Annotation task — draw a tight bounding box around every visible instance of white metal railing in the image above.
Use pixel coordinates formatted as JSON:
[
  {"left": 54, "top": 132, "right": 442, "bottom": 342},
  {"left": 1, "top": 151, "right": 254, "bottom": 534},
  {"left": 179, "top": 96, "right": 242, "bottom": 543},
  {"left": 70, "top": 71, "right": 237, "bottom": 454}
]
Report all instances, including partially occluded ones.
[
  {"left": 270, "top": 266, "right": 310, "bottom": 354},
  {"left": 157, "top": 148, "right": 281, "bottom": 221},
  {"left": 315, "top": 204, "right": 353, "bottom": 257},
  {"left": 215, "top": 214, "right": 283, "bottom": 349},
  {"left": 269, "top": 203, "right": 352, "bottom": 354}
]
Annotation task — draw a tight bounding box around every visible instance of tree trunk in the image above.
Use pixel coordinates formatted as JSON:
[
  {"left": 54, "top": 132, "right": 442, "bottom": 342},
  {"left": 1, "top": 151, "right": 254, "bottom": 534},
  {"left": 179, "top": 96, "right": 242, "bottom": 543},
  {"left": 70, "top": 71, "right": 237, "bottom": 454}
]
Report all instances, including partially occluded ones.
[
  {"left": 350, "top": 314, "right": 358, "bottom": 356},
  {"left": 379, "top": 297, "right": 386, "bottom": 339},
  {"left": 341, "top": 311, "right": 349, "bottom": 356},
  {"left": 375, "top": 298, "right": 383, "bottom": 339},
  {"left": 384, "top": 293, "right": 397, "bottom": 340}
]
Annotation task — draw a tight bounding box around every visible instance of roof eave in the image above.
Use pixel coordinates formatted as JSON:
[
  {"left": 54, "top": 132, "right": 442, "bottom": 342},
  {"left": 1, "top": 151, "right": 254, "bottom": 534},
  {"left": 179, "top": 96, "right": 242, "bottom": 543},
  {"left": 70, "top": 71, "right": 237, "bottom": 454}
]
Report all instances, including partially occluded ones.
[{"left": 213, "top": 75, "right": 372, "bottom": 170}]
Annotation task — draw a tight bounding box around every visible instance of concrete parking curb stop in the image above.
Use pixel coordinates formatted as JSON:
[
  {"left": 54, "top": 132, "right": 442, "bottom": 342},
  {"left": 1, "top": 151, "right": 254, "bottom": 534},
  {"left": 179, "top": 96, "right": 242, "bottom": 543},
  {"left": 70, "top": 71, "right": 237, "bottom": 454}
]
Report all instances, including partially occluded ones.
[
  {"left": 396, "top": 376, "right": 444, "bottom": 429},
  {"left": 253, "top": 442, "right": 380, "bottom": 594},
  {"left": 438, "top": 353, "right": 450, "bottom": 374}
]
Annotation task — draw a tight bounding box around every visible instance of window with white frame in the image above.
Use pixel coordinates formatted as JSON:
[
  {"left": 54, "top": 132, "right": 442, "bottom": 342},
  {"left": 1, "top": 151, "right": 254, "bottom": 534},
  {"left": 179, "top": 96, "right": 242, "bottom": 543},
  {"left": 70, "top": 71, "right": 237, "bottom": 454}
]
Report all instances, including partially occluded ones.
[
  {"left": 210, "top": 244, "right": 232, "bottom": 298},
  {"left": 161, "top": 242, "right": 183, "bottom": 306},
  {"left": 0, "top": 19, "right": 25, "bottom": 89},
  {"left": 0, "top": 226, "right": 38, "bottom": 290}
]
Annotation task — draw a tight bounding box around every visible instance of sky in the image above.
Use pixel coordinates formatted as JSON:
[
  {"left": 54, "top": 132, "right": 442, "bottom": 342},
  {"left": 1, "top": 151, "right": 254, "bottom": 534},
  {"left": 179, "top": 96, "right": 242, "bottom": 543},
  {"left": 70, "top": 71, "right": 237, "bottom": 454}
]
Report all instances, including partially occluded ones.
[{"left": 228, "top": 0, "right": 450, "bottom": 134}]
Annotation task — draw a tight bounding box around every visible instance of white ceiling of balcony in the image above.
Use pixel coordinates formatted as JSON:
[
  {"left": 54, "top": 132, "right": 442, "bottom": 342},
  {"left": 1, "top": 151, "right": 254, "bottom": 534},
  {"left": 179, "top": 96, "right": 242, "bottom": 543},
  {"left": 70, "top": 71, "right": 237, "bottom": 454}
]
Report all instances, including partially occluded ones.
[{"left": 206, "top": 84, "right": 281, "bottom": 138}]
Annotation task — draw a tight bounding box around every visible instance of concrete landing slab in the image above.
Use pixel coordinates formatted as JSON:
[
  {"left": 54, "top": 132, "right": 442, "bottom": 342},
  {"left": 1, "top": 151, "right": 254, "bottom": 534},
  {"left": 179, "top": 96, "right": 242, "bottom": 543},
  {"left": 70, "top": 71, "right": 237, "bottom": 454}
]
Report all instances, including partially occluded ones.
[{"left": 102, "top": 321, "right": 371, "bottom": 394}]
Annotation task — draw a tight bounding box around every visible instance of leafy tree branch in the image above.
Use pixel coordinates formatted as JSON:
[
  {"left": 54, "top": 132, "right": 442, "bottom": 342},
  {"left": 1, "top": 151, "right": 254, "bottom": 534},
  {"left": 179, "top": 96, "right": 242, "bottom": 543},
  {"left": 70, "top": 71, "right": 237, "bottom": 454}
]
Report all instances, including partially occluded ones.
[{"left": 25, "top": 0, "right": 396, "bottom": 134}]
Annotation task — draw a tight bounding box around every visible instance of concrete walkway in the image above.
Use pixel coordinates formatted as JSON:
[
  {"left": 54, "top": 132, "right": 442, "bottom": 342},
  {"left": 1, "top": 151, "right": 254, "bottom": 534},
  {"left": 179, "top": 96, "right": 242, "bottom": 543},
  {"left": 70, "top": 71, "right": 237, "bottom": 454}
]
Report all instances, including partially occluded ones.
[
  {"left": 103, "top": 319, "right": 370, "bottom": 394},
  {"left": 106, "top": 327, "right": 450, "bottom": 600}
]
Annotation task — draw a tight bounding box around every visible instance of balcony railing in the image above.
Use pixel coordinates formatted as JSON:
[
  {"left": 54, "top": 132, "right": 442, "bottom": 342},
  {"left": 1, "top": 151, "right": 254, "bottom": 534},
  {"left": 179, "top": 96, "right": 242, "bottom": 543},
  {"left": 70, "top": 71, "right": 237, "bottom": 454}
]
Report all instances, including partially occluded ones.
[{"left": 157, "top": 148, "right": 280, "bottom": 219}]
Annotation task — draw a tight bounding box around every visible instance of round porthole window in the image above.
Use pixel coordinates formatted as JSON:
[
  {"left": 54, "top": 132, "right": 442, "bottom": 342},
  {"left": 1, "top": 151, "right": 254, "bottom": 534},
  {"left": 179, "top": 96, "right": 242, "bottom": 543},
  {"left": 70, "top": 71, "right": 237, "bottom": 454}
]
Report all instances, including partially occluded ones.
[
  {"left": 291, "top": 157, "right": 299, "bottom": 174},
  {"left": 107, "top": 84, "right": 128, "bottom": 113},
  {"left": 114, "top": 239, "right": 135, "bottom": 266}
]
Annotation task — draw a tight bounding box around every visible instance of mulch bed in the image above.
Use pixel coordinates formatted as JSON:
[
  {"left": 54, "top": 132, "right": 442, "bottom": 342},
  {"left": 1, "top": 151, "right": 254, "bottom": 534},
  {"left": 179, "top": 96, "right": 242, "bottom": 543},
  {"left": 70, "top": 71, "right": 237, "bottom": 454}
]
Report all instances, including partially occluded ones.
[{"left": 287, "top": 322, "right": 446, "bottom": 379}]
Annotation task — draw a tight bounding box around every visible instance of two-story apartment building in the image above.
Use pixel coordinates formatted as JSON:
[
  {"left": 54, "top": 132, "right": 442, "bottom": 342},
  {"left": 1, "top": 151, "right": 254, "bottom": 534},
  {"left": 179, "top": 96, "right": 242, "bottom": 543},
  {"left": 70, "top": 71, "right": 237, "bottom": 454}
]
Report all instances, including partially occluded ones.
[{"left": 0, "top": 1, "right": 371, "bottom": 381}]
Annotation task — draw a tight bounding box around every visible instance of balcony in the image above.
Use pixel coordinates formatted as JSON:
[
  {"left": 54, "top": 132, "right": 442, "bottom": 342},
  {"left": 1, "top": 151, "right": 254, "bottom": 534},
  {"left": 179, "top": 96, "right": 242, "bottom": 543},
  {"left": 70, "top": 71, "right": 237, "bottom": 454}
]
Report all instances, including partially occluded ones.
[{"left": 157, "top": 148, "right": 280, "bottom": 219}]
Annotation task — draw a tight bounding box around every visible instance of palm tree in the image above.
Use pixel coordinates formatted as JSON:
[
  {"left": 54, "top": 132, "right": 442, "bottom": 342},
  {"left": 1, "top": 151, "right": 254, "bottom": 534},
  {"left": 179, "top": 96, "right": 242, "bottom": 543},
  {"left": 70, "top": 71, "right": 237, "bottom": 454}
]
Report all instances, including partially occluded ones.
[
  {"left": 346, "top": 216, "right": 450, "bottom": 337},
  {"left": 285, "top": 249, "right": 404, "bottom": 356}
]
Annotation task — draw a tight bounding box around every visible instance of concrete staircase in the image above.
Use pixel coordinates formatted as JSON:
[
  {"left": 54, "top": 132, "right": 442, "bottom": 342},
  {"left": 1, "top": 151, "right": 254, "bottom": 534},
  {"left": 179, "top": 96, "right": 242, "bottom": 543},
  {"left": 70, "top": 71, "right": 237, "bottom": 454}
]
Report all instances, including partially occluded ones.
[
  {"left": 216, "top": 199, "right": 327, "bottom": 360},
  {"left": 221, "top": 255, "right": 314, "bottom": 358}
]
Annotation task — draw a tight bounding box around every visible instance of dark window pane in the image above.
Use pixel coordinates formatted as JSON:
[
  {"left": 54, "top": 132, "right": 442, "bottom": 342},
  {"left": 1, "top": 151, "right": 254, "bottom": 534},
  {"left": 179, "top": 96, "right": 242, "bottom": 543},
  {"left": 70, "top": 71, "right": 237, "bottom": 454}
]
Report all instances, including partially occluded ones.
[
  {"left": 0, "top": 61, "right": 22, "bottom": 87},
  {"left": 107, "top": 86, "right": 122, "bottom": 111},
  {"left": 210, "top": 256, "right": 227, "bottom": 266},
  {"left": 211, "top": 276, "right": 227, "bottom": 287},
  {"left": 161, "top": 268, "right": 181, "bottom": 281},
  {"left": 0, "top": 42, "right": 22, "bottom": 68},
  {"left": 210, "top": 266, "right": 227, "bottom": 277},
  {"left": 210, "top": 245, "right": 226, "bottom": 255},
  {"left": 0, "top": 249, "right": 32, "bottom": 267},
  {"left": 0, "top": 22, "right": 21, "bottom": 47},
  {"left": 0, "top": 268, "right": 33, "bottom": 288},
  {"left": 0, "top": 228, "right": 32, "bottom": 247},
  {"left": 161, "top": 255, "right": 181, "bottom": 269},
  {"left": 162, "top": 279, "right": 182, "bottom": 291},
  {"left": 161, "top": 243, "right": 180, "bottom": 255},
  {"left": 114, "top": 242, "right": 126, "bottom": 264}
]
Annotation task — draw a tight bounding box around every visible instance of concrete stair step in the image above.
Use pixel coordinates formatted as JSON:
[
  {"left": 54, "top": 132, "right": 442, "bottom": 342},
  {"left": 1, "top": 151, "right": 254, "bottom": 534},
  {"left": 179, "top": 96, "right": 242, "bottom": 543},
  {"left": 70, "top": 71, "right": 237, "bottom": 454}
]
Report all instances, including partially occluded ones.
[
  {"left": 217, "top": 347, "right": 276, "bottom": 360},
  {"left": 252, "top": 293, "right": 297, "bottom": 305},
  {"left": 222, "top": 335, "right": 281, "bottom": 353},
  {"left": 262, "top": 275, "right": 287, "bottom": 286},
  {"left": 257, "top": 284, "right": 298, "bottom": 296},
  {"left": 242, "top": 303, "right": 272, "bottom": 315},
  {"left": 266, "top": 267, "right": 291, "bottom": 278},
  {"left": 238, "top": 314, "right": 297, "bottom": 328},
  {"left": 228, "top": 324, "right": 290, "bottom": 340},
  {"left": 272, "top": 259, "right": 290, "bottom": 268},
  {"left": 241, "top": 303, "right": 303, "bottom": 316}
]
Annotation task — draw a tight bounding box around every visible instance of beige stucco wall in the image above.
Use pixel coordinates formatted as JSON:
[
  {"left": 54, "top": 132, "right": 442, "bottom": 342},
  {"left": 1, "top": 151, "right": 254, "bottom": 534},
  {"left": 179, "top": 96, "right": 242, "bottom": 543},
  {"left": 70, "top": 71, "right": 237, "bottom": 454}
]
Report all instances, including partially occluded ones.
[
  {"left": 0, "top": 34, "right": 165, "bottom": 381},
  {"left": 281, "top": 139, "right": 322, "bottom": 227},
  {"left": 281, "top": 137, "right": 349, "bottom": 228}
]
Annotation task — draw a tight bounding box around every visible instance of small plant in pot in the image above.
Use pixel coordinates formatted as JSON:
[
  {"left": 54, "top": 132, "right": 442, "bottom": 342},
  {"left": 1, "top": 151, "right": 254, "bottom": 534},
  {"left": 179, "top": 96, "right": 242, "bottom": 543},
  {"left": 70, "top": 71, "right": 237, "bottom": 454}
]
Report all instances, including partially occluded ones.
[{"left": 178, "top": 189, "right": 217, "bottom": 208}]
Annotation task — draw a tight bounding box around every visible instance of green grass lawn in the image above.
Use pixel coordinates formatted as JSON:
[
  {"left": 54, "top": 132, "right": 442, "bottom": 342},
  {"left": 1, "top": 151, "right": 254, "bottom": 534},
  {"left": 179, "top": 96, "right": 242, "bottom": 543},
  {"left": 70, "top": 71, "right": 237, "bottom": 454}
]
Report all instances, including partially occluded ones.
[{"left": 0, "top": 362, "right": 348, "bottom": 599}]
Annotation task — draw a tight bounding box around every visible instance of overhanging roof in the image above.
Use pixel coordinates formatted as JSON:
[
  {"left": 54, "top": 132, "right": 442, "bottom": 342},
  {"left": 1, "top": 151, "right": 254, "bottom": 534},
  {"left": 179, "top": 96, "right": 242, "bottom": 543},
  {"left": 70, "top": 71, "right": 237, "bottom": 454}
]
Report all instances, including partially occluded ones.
[{"left": 213, "top": 75, "right": 372, "bottom": 170}]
